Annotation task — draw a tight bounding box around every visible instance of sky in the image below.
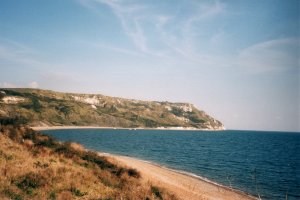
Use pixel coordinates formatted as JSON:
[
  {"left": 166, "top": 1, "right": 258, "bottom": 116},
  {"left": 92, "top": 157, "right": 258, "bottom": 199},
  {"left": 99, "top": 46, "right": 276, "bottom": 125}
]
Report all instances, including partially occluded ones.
[{"left": 0, "top": 0, "right": 299, "bottom": 132}]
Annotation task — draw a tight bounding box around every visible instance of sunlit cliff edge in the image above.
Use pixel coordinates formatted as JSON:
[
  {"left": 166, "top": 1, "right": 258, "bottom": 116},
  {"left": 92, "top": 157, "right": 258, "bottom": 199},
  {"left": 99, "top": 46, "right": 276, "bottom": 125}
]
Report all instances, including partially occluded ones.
[{"left": 0, "top": 88, "right": 224, "bottom": 130}]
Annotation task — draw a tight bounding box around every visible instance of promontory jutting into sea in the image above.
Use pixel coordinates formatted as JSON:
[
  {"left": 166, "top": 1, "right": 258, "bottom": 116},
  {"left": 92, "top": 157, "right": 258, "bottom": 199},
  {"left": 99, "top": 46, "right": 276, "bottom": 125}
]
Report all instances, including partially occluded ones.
[{"left": 0, "top": 89, "right": 225, "bottom": 131}]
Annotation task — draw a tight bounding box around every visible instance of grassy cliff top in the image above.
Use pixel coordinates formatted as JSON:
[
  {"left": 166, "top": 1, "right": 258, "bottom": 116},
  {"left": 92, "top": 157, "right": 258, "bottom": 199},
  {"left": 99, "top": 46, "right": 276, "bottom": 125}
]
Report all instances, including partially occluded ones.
[{"left": 0, "top": 88, "right": 224, "bottom": 130}]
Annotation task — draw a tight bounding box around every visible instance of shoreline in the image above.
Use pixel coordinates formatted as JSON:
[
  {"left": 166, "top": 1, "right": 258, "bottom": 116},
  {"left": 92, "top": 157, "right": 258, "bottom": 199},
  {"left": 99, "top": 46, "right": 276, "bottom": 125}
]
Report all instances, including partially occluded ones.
[
  {"left": 35, "top": 126, "right": 257, "bottom": 199},
  {"left": 105, "top": 153, "right": 258, "bottom": 200},
  {"left": 31, "top": 125, "right": 225, "bottom": 131}
]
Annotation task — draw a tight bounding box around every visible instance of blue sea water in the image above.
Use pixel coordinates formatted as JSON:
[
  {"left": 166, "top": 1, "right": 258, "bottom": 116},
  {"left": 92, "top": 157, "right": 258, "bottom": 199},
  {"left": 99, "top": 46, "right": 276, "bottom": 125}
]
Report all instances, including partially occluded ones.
[{"left": 43, "top": 129, "right": 300, "bottom": 200}]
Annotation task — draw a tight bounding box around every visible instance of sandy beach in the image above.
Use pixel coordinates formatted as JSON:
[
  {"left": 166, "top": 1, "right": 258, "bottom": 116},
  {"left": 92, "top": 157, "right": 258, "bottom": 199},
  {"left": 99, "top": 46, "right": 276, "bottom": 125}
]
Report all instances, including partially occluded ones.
[{"left": 107, "top": 154, "right": 258, "bottom": 200}]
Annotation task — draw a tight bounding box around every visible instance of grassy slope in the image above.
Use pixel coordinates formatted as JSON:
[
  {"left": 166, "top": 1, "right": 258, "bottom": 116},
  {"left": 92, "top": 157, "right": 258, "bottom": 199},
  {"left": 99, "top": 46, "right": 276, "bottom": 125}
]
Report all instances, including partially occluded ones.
[
  {"left": 0, "top": 125, "right": 177, "bottom": 200},
  {"left": 0, "top": 88, "right": 224, "bottom": 130}
]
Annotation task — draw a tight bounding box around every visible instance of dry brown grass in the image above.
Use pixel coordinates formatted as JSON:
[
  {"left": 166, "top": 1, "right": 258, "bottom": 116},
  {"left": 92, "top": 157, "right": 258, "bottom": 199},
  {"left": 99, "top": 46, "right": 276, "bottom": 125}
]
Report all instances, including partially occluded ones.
[{"left": 0, "top": 125, "right": 178, "bottom": 200}]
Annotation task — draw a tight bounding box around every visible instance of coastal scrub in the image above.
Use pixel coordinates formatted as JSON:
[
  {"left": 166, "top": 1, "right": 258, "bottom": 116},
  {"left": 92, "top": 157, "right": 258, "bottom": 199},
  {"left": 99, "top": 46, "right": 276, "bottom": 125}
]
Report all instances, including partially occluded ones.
[{"left": 0, "top": 124, "right": 177, "bottom": 200}]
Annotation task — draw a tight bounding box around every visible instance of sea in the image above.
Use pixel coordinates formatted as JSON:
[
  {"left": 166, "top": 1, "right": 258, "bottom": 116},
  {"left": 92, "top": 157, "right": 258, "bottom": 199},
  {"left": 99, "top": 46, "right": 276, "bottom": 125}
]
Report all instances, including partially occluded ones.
[{"left": 42, "top": 129, "right": 300, "bottom": 200}]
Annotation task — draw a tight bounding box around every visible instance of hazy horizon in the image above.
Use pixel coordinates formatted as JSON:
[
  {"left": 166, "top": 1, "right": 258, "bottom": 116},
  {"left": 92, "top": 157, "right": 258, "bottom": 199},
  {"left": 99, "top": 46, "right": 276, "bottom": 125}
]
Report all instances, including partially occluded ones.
[{"left": 0, "top": 0, "right": 299, "bottom": 132}]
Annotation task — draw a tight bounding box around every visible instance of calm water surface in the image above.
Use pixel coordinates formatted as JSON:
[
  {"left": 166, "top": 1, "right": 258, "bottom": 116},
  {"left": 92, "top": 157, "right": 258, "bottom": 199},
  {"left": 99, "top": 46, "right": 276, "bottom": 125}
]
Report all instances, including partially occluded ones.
[{"left": 43, "top": 129, "right": 300, "bottom": 200}]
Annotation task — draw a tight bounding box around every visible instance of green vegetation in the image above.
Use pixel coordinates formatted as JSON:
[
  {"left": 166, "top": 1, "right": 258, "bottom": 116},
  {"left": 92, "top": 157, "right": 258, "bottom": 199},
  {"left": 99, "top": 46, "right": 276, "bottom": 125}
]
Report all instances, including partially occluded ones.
[
  {"left": 151, "top": 186, "right": 163, "bottom": 200},
  {"left": 0, "top": 88, "right": 224, "bottom": 130},
  {"left": 70, "top": 186, "right": 86, "bottom": 197},
  {"left": 14, "top": 172, "right": 47, "bottom": 195}
]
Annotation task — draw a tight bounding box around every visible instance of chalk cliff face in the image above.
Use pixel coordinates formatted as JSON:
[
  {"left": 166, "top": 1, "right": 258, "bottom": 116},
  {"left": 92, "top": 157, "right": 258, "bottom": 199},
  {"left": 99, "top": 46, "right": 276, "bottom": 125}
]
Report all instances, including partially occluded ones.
[{"left": 0, "top": 88, "right": 224, "bottom": 130}]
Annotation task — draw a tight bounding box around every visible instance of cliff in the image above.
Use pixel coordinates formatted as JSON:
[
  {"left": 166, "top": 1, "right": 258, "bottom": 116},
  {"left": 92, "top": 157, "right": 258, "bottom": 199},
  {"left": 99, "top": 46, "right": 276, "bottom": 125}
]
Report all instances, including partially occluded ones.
[{"left": 0, "top": 88, "right": 224, "bottom": 130}]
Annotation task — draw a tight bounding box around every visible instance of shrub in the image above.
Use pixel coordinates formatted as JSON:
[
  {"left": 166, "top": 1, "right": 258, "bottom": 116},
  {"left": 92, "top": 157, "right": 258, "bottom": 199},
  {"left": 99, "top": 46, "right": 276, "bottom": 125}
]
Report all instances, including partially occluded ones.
[
  {"left": 2, "top": 188, "right": 23, "bottom": 200},
  {"left": 127, "top": 168, "right": 140, "bottom": 178},
  {"left": 188, "top": 115, "right": 206, "bottom": 124},
  {"left": 14, "top": 172, "right": 47, "bottom": 193},
  {"left": 70, "top": 187, "right": 86, "bottom": 197},
  {"left": 20, "top": 94, "right": 42, "bottom": 113},
  {"left": 54, "top": 143, "right": 77, "bottom": 158},
  {"left": 49, "top": 191, "right": 56, "bottom": 200},
  {"left": 114, "top": 167, "right": 126, "bottom": 177},
  {"left": 81, "top": 152, "right": 115, "bottom": 170},
  {"left": 171, "top": 107, "right": 184, "bottom": 117},
  {"left": 151, "top": 186, "right": 163, "bottom": 200},
  {"left": 99, "top": 177, "right": 115, "bottom": 188},
  {"left": 0, "top": 116, "right": 28, "bottom": 126},
  {"left": 138, "top": 117, "right": 158, "bottom": 127},
  {"left": 1, "top": 125, "right": 23, "bottom": 142},
  {"left": 22, "top": 130, "right": 37, "bottom": 141},
  {"left": 35, "top": 136, "right": 58, "bottom": 148}
]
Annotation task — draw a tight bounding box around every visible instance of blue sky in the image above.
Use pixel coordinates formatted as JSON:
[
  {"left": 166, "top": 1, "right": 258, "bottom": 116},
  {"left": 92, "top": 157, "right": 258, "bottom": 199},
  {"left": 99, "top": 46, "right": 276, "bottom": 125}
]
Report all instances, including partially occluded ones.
[{"left": 0, "top": 0, "right": 299, "bottom": 131}]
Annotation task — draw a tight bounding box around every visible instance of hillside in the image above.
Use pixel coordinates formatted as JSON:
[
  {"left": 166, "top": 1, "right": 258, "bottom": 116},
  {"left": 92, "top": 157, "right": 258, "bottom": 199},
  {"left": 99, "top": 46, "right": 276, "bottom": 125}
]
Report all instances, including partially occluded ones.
[
  {"left": 0, "top": 88, "right": 224, "bottom": 130},
  {"left": 0, "top": 125, "right": 177, "bottom": 200}
]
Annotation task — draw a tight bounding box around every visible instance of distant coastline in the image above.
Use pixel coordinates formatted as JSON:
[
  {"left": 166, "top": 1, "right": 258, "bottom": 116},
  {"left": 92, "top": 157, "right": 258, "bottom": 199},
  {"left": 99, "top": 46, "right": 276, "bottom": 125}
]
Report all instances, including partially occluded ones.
[
  {"left": 31, "top": 125, "right": 226, "bottom": 131},
  {"left": 1, "top": 88, "right": 225, "bottom": 131}
]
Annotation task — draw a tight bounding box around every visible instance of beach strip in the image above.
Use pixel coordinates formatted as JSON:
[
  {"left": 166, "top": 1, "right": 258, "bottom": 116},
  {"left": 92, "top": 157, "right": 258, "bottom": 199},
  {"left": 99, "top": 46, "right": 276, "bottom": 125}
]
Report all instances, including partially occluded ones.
[
  {"left": 31, "top": 125, "right": 224, "bottom": 131},
  {"left": 108, "top": 154, "right": 258, "bottom": 200}
]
